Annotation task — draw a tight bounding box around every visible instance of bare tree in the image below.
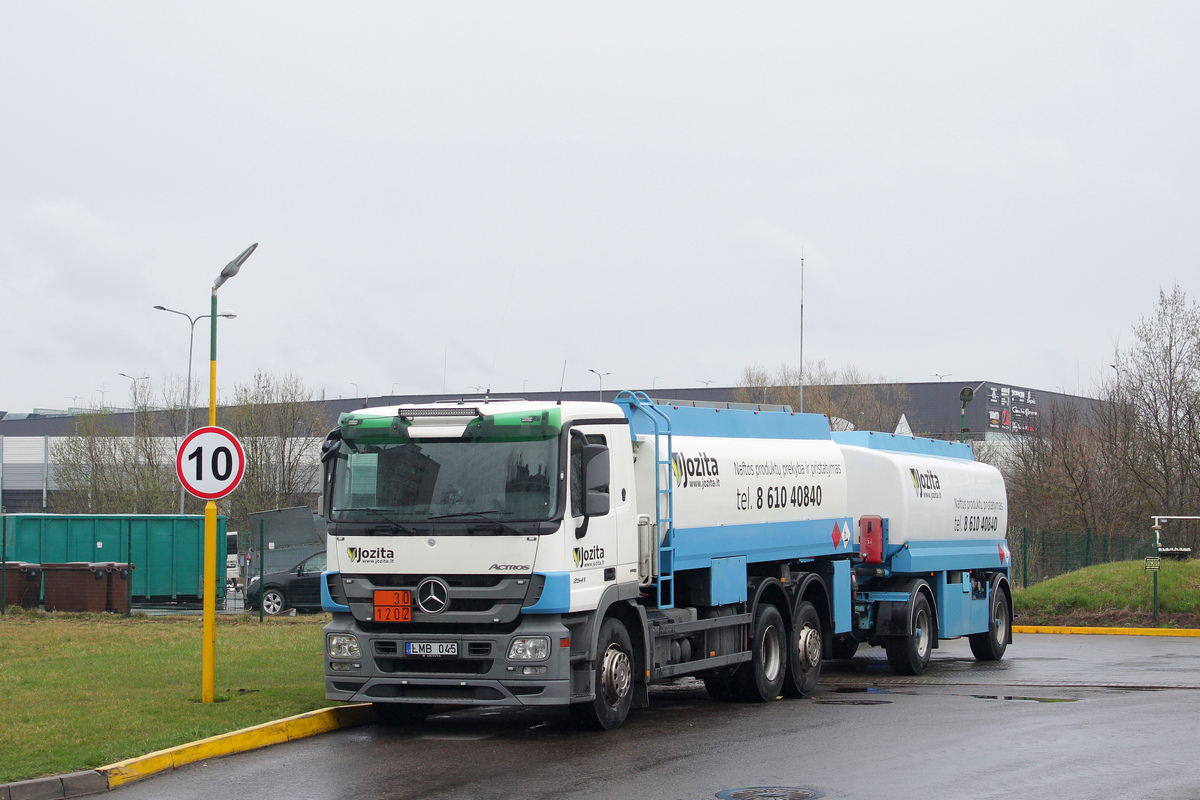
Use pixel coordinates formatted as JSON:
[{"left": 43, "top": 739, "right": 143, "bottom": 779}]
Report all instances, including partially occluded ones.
[
  {"left": 1006, "top": 285, "right": 1200, "bottom": 552},
  {"left": 222, "top": 371, "right": 326, "bottom": 533},
  {"left": 50, "top": 383, "right": 177, "bottom": 514},
  {"left": 735, "top": 360, "right": 911, "bottom": 433}
]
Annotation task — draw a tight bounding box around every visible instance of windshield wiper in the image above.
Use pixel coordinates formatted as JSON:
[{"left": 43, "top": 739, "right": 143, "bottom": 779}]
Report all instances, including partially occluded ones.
[
  {"left": 357, "top": 507, "right": 419, "bottom": 535},
  {"left": 427, "top": 510, "right": 527, "bottom": 536}
]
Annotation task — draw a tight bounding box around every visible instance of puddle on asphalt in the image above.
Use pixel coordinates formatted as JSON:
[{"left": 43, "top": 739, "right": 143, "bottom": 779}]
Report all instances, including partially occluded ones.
[
  {"left": 813, "top": 698, "right": 892, "bottom": 705},
  {"left": 967, "top": 695, "right": 1077, "bottom": 703},
  {"left": 833, "top": 686, "right": 889, "bottom": 694}
]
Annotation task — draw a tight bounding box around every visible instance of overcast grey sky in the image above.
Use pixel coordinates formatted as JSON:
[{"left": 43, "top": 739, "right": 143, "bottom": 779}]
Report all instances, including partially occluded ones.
[{"left": 2, "top": 2, "right": 1196, "bottom": 413}]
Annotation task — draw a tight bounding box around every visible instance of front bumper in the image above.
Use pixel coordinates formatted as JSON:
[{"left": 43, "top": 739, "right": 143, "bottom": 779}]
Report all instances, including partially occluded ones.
[{"left": 324, "top": 614, "right": 574, "bottom": 707}]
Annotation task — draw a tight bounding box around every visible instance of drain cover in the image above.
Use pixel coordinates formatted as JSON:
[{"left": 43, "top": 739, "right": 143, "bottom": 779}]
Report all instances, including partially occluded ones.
[{"left": 716, "top": 789, "right": 823, "bottom": 799}]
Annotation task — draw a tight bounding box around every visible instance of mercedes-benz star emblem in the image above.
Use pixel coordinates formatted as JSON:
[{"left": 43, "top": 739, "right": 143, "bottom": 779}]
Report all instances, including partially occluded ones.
[{"left": 416, "top": 577, "right": 449, "bottom": 614}]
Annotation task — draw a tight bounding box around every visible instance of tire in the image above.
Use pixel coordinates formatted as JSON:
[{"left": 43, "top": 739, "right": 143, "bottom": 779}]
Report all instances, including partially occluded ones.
[
  {"left": 571, "top": 617, "right": 635, "bottom": 730},
  {"left": 261, "top": 587, "right": 286, "bottom": 616},
  {"left": 703, "top": 673, "right": 736, "bottom": 702},
  {"left": 372, "top": 702, "right": 431, "bottom": 726},
  {"left": 830, "top": 635, "right": 860, "bottom": 660},
  {"left": 885, "top": 593, "right": 933, "bottom": 675},
  {"left": 782, "top": 601, "right": 822, "bottom": 697},
  {"left": 733, "top": 604, "right": 787, "bottom": 702},
  {"left": 969, "top": 583, "right": 1011, "bottom": 661}
]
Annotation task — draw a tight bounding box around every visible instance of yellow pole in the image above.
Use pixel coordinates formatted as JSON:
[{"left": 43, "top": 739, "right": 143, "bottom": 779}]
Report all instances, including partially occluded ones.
[
  {"left": 200, "top": 243, "right": 254, "bottom": 704},
  {"left": 202, "top": 289, "right": 218, "bottom": 703}
]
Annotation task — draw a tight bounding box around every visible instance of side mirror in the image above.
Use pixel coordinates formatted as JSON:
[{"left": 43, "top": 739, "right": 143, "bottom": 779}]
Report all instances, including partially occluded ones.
[{"left": 583, "top": 444, "right": 610, "bottom": 517}]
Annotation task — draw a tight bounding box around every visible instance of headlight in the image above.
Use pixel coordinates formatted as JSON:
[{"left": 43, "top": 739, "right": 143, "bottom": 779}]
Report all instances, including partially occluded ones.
[
  {"left": 507, "top": 636, "right": 550, "bottom": 661},
  {"left": 327, "top": 633, "right": 361, "bottom": 659}
]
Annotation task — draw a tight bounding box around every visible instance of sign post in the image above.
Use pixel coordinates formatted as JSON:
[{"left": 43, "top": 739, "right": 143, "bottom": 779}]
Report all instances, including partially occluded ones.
[{"left": 177, "top": 426, "right": 245, "bottom": 702}]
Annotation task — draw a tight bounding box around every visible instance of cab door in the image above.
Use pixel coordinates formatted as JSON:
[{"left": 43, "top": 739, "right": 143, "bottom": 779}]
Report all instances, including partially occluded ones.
[{"left": 567, "top": 425, "right": 619, "bottom": 610}]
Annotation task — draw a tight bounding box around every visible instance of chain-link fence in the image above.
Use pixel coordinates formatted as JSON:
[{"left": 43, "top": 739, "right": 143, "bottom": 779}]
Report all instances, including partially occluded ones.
[{"left": 1007, "top": 527, "right": 1158, "bottom": 589}]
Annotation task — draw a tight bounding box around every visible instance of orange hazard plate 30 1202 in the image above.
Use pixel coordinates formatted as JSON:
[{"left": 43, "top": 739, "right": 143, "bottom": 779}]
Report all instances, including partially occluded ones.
[{"left": 373, "top": 589, "right": 412, "bottom": 622}]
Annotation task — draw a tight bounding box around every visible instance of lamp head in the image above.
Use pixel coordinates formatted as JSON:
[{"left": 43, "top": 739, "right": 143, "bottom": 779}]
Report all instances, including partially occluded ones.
[{"left": 214, "top": 243, "right": 258, "bottom": 289}]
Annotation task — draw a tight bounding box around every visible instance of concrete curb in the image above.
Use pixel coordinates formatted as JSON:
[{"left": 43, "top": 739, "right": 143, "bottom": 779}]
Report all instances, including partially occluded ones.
[
  {"left": 0, "top": 704, "right": 375, "bottom": 798},
  {"left": 1014, "top": 625, "right": 1200, "bottom": 637}
]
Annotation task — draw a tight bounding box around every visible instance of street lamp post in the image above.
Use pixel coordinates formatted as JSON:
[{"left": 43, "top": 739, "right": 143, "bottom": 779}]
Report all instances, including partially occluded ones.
[
  {"left": 587, "top": 369, "right": 611, "bottom": 401},
  {"left": 155, "top": 306, "right": 236, "bottom": 514},
  {"left": 200, "top": 243, "right": 256, "bottom": 704}
]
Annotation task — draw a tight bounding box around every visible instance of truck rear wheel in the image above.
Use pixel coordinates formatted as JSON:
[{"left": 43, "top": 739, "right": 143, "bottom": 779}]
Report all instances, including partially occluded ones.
[
  {"left": 571, "top": 617, "right": 634, "bottom": 730},
  {"left": 969, "top": 584, "right": 1011, "bottom": 661},
  {"left": 734, "top": 603, "right": 786, "bottom": 702},
  {"left": 885, "top": 593, "right": 933, "bottom": 675},
  {"left": 782, "top": 601, "right": 822, "bottom": 697}
]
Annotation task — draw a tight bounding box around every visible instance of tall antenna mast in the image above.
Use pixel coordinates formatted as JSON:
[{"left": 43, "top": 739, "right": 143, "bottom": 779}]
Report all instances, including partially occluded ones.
[{"left": 798, "top": 247, "right": 805, "bottom": 413}]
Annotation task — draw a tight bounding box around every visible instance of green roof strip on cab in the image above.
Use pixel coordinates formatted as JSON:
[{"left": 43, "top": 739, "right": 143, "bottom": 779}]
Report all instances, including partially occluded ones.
[
  {"left": 339, "top": 406, "right": 560, "bottom": 441},
  {"left": 338, "top": 410, "right": 411, "bottom": 442},
  {"left": 464, "top": 408, "right": 561, "bottom": 439}
]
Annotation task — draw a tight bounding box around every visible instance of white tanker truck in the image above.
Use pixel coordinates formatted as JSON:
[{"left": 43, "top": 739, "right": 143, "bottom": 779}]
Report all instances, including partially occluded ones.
[{"left": 320, "top": 391, "right": 1011, "bottom": 729}]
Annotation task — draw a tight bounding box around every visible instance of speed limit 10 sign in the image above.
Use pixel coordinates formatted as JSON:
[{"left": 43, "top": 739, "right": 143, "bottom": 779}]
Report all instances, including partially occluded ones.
[{"left": 176, "top": 426, "right": 246, "bottom": 500}]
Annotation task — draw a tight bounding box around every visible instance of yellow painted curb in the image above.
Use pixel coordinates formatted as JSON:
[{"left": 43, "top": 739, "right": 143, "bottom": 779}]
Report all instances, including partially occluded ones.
[
  {"left": 1014, "top": 625, "right": 1200, "bottom": 637},
  {"left": 97, "top": 704, "right": 375, "bottom": 788}
]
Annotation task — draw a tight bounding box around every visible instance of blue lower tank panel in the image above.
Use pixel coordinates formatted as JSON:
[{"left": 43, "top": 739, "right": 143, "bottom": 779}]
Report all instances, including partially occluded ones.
[{"left": 889, "top": 538, "right": 1011, "bottom": 574}]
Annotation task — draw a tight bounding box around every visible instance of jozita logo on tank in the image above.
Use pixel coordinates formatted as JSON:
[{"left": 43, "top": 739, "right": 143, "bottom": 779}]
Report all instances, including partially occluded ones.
[
  {"left": 909, "top": 469, "right": 942, "bottom": 499},
  {"left": 346, "top": 546, "right": 395, "bottom": 564},
  {"left": 671, "top": 452, "right": 720, "bottom": 489}
]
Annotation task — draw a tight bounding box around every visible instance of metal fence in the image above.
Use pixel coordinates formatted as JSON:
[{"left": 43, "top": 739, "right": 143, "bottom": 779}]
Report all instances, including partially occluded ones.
[{"left": 1007, "top": 527, "right": 1156, "bottom": 589}]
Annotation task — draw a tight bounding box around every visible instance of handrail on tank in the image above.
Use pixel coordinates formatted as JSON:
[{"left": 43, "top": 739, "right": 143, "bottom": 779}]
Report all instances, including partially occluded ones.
[{"left": 614, "top": 390, "right": 676, "bottom": 607}]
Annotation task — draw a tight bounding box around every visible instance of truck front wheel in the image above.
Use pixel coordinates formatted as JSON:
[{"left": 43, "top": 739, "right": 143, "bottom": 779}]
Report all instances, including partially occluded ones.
[
  {"left": 734, "top": 604, "right": 786, "bottom": 702},
  {"left": 783, "top": 601, "right": 822, "bottom": 696},
  {"left": 571, "top": 617, "right": 634, "bottom": 730},
  {"left": 885, "top": 593, "right": 933, "bottom": 675}
]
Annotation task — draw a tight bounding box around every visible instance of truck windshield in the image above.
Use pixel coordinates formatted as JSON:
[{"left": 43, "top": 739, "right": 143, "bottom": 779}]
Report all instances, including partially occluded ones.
[{"left": 329, "top": 436, "right": 559, "bottom": 524}]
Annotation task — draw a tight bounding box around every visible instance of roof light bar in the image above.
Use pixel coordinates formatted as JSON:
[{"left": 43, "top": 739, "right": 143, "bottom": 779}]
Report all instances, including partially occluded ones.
[{"left": 400, "top": 407, "right": 482, "bottom": 419}]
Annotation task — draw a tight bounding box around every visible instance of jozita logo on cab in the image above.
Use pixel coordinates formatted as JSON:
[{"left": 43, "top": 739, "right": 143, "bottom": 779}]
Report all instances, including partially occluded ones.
[
  {"left": 346, "top": 546, "right": 395, "bottom": 564},
  {"left": 909, "top": 468, "right": 942, "bottom": 499},
  {"left": 572, "top": 545, "right": 605, "bottom": 568},
  {"left": 671, "top": 452, "right": 720, "bottom": 488}
]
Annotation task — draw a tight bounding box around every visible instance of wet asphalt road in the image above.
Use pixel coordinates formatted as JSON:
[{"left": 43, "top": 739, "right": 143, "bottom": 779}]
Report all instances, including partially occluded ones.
[{"left": 110, "top": 634, "right": 1200, "bottom": 800}]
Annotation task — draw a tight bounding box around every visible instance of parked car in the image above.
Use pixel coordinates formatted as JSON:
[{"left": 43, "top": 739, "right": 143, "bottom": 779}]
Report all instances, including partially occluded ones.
[{"left": 244, "top": 551, "right": 327, "bottom": 615}]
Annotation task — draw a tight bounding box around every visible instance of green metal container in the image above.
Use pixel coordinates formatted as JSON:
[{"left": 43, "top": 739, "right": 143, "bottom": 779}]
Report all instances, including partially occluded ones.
[{"left": 0, "top": 514, "right": 227, "bottom": 602}]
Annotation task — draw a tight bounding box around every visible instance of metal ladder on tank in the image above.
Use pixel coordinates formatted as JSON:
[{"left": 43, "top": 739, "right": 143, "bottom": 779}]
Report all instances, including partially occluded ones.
[{"left": 615, "top": 391, "right": 675, "bottom": 609}]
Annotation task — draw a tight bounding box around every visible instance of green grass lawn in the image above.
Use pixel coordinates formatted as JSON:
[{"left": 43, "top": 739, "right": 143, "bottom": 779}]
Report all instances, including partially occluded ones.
[
  {"left": 1013, "top": 559, "right": 1200, "bottom": 624},
  {"left": 0, "top": 611, "right": 334, "bottom": 783}
]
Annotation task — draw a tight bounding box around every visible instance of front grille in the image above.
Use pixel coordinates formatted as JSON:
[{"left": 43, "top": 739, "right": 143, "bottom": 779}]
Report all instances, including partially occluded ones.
[{"left": 375, "top": 658, "right": 494, "bottom": 675}]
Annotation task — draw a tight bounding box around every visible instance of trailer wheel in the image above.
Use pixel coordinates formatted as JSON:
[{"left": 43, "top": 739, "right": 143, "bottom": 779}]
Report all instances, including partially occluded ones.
[
  {"left": 372, "top": 703, "right": 431, "bottom": 726},
  {"left": 969, "top": 583, "right": 1010, "bottom": 661},
  {"left": 885, "top": 593, "right": 932, "bottom": 675},
  {"left": 571, "top": 617, "right": 634, "bottom": 730},
  {"left": 782, "top": 601, "right": 822, "bottom": 697},
  {"left": 830, "top": 635, "right": 859, "bottom": 660},
  {"left": 734, "top": 604, "right": 786, "bottom": 702}
]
